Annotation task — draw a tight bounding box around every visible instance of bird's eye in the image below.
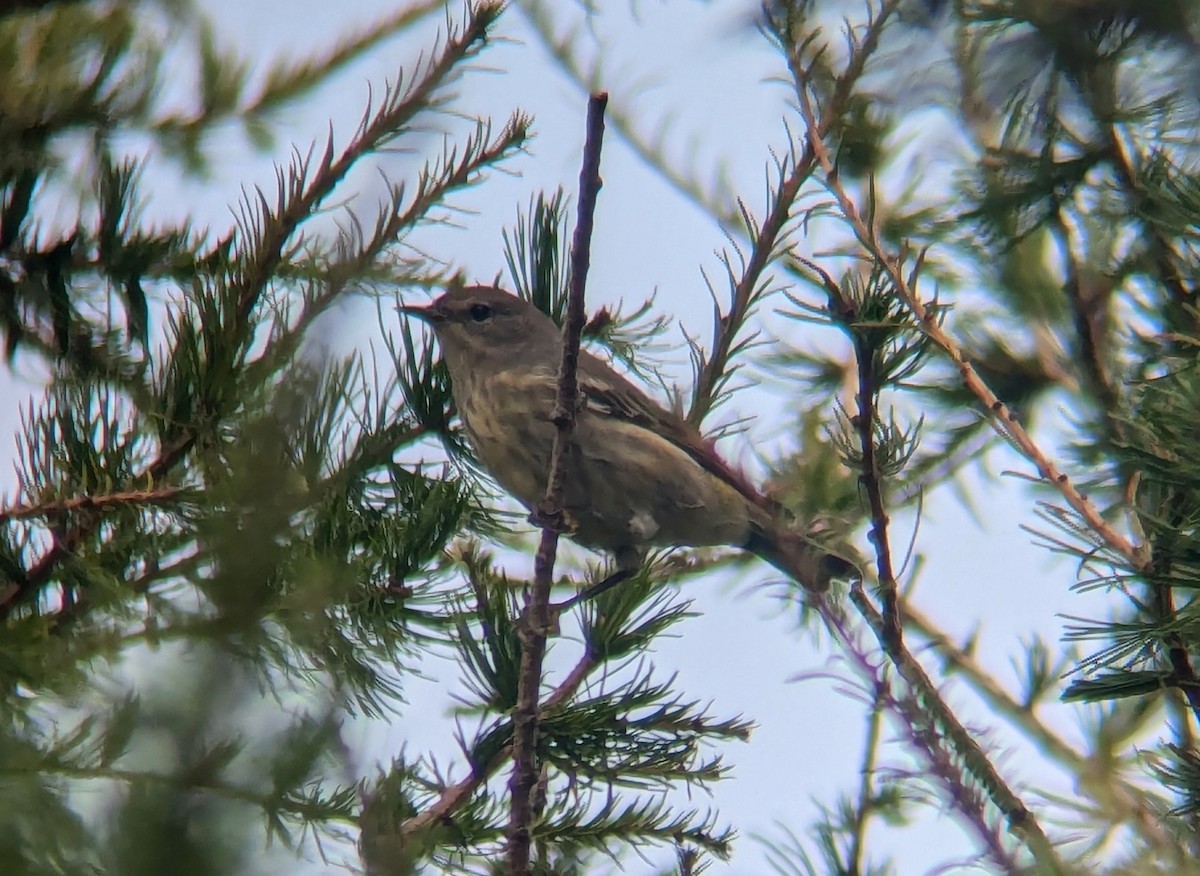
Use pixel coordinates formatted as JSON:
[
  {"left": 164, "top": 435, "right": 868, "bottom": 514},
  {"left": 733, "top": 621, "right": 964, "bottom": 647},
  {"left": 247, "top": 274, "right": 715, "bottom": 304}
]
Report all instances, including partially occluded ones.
[{"left": 468, "top": 303, "right": 493, "bottom": 323}]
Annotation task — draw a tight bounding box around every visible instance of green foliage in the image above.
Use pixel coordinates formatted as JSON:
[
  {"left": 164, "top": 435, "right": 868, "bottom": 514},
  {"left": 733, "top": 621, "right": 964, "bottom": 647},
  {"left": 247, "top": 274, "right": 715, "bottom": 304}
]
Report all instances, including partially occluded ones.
[
  {"left": 524, "top": 0, "right": 1200, "bottom": 869},
  {"left": 502, "top": 189, "right": 674, "bottom": 384},
  {"left": 1, "top": 3, "right": 754, "bottom": 871},
  {"left": 9, "top": 0, "right": 1200, "bottom": 873}
]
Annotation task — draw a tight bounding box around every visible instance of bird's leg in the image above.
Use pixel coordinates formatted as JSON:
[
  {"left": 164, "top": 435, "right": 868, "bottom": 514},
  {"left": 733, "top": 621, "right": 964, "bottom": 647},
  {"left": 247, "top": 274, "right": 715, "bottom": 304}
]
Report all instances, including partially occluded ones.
[
  {"left": 551, "top": 547, "right": 643, "bottom": 615},
  {"left": 551, "top": 567, "right": 634, "bottom": 613}
]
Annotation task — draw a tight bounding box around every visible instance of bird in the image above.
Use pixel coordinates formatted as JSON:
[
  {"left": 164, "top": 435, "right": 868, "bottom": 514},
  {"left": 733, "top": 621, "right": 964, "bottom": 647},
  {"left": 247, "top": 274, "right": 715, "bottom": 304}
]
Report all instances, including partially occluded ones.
[{"left": 399, "top": 284, "right": 855, "bottom": 602}]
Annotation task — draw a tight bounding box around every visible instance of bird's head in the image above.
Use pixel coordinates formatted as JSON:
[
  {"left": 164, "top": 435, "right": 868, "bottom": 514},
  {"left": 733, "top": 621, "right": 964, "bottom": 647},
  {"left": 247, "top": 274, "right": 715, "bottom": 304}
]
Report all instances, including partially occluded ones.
[{"left": 399, "top": 285, "right": 561, "bottom": 380}]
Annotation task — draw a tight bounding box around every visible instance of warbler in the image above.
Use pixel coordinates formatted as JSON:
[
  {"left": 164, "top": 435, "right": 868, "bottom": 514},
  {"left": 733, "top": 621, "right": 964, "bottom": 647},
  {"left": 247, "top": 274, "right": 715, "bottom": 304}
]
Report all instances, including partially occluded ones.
[{"left": 400, "top": 284, "right": 853, "bottom": 594}]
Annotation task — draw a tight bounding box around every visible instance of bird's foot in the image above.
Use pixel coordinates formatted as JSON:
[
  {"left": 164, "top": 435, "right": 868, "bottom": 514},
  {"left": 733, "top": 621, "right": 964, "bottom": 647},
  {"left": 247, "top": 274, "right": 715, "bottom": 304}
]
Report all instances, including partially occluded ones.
[
  {"left": 528, "top": 502, "right": 576, "bottom": 535},
  {"left": 550, "top": 567, "right": 635, "bottom": 614}
]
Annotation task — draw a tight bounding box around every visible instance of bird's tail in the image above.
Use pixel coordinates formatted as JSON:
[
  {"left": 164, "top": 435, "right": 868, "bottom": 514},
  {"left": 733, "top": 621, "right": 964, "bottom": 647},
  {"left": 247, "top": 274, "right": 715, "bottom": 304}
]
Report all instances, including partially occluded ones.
[{"left": 744, "top": 518, "right": 860, "bottom": 592}]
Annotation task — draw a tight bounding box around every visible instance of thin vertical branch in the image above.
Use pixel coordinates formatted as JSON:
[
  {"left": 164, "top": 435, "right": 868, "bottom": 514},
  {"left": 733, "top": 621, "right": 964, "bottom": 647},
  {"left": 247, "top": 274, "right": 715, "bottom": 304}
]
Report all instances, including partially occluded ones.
[
  {"left": 793, "top": 83, "right": 1145, "bottom": 575},
  {"left": 789, "top": 79, "right": 1066, "bottom": 871},
  {"left": 397, "top": 647, "right": 600, "bottom": 841},
  {"left": 688, "top": 0, "right": 903, "bottom": 425},
  {"left": 847, "top": 679, "right": 886, "bottom": 875},
  {"left": 505, "top": 91, "right": 607, "bottom": 876},
  {"left": 853, "top": 333, "right": 901, "bottom": 650}
]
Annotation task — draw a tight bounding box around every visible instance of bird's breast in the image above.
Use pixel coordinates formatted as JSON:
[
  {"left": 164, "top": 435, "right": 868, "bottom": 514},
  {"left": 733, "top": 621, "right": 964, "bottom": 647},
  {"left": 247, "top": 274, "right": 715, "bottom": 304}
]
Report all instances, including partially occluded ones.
[{"left": 455, "top": 370, "right": 555, "bottom": 508}]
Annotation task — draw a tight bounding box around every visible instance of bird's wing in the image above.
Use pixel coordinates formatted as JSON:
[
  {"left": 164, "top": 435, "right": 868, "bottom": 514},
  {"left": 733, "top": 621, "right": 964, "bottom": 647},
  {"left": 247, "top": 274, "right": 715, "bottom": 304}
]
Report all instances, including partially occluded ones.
[
  {"left": 576, "top": 351, "right": 674, "bottom": 428},
  {"left": 574, "top": 351, "right": 781, "bottom": 516}
]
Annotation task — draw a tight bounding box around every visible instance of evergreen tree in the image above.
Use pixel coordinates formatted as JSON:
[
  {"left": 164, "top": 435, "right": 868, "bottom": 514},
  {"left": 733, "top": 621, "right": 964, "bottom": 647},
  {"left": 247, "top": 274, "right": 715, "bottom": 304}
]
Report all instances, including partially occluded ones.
[{"left": 4, "top": 0, "right": 1200, "bottom": 874}]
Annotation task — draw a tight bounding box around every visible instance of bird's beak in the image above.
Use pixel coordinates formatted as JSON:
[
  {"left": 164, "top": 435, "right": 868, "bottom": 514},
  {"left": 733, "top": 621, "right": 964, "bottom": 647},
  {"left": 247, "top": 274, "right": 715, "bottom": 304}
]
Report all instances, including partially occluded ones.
[{"left": 397, "top": 301, "right": 442, "bottom": 323}]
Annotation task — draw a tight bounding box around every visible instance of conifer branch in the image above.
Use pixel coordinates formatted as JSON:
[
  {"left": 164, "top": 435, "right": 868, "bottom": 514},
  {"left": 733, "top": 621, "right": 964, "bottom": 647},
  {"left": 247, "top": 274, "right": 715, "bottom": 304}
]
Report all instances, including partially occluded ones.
[
  {"left": 1105, "top": 125, "right": 1192, "bottom": 331},
  {"left": 521, "top": 1, "right": 903, "bottom": 427},
  {"left": 1055, "top": 217, "right": 1120, "bottom": 417},
  {"left": 0, "top": 487, "right": 184, "bottom": 523},
  {"left": 1, "top": 3, "right": 515, "bottom": 620},
  {"left": 246, "top": 116, "right": 530, "bottom": 388},
  {"left": 397, "top": 646, "right": 600, "bottom": 840},
  {"left": 506, "top": 91, "right": 607, "bottom": 876},
  {"left": 847, "top": 679, "right": 886, "bottom": 874},
  {"left": 1096, "top": 127, "right": 1200, "bottom": 743},
  {"left": 830, "top": 600, "right": 1021, "bottom": 871},
  {"left": 7, "top": 761, "right": 353, "bottom": 825},
  {"left": 794, "top": 85, "right": 1146, "bottom": 576},
  {"left": 905, "top": 603, "right": 1187, "bottom": 861},
  {"left": 688, "top": 0, "right": 902, "bottom": 426},
  {"left": 246, "top": 1, "right": 447, "bottom": 111},
  {"left": 1151, "top": 554, "right": 1200, "bottom": 733},
  {"left": 826, "top": 593, "right": 1063, "bottom": 872},
  {"left": 230, "top": 1, "right": 505, "bottom": 326},
  {"left": 789, "top": 57, "right": 1067, "bottom": 869},
  {"left": 852, "top": 314, "right": 902, "bottom": 650}
]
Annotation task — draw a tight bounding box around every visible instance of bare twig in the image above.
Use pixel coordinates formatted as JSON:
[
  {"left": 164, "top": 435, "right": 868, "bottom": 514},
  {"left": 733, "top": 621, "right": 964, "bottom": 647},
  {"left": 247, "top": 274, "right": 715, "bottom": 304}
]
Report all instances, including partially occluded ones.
[
  {"left": 853, "top": 327, "right": 901, "bottom": 650},
  {"left": 505, "top": 91, "right": 607, "bottom": 876}
]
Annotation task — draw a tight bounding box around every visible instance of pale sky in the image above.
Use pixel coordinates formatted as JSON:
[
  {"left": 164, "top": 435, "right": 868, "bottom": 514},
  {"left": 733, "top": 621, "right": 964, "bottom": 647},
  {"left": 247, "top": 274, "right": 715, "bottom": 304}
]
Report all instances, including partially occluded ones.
[{"left": 1, "top": 1, "right": 1125, "bottom": 873}]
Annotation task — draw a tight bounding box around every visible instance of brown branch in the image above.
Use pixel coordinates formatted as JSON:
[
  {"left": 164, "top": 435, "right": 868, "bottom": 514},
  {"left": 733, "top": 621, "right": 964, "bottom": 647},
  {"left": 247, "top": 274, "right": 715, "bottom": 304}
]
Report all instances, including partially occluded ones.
[
  {"left": 798, "top": 67, "right": 1200, "bottom": 809},
  {"left": 505, "top": 92, "right": 607, "bottom": 876},
  {"left": 0, "top": 6, "right": 507, "bottom": 618},
  {"left": 0, "top": 431, "right": 196, "bottom": 621},
  {"left": 904, "top": 602, "right": 1187, "bottom": 861},
  {"left": 1151, "top": 546, "right": 1200, "bottom": 736},
  {"left": 1099, "top": 114, "right": 1200, "bottom": 783},
  {"left": 687, "top": 0, "right": 903, "bottom": 426},
  {"left": 794, "top": 85, "right": 1146, "bottom": 576},
  {"left": 1105, "top": 127, "right": 1194, "bottom": 334},
  {"left": 1044, "top": 207, "right": 1123, "bottom": 446},
  {"left": 785, "top": 57, "right": 1062, "bottom": 861},
  {"left": 840, "top": 591, "right": 1063, "bottom": 872},
  {"left": 788, "top": 58, "right": 1068, "bottom": 869},
  {"left": 818, "top": 596, "right": 1027, "bottom": 873},
  {"left": 0, "top": 487, "right": 185, "bottom": 523},
  {"left": 1099, "top": 115, "right": 1200, "bottom": 754},
  {"left": 889, "top": 685, "right": 1023, "bottom": 874},
  {"left": 396, "top": 648, "right": 598, "bottom": 840},
  {"left": 229, "top": 3, "right": 502, "bottom": 327},
  {"left": 853, "top": 327, "right": 901, "bottom": 650}
]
